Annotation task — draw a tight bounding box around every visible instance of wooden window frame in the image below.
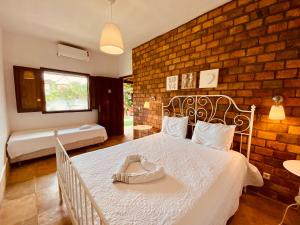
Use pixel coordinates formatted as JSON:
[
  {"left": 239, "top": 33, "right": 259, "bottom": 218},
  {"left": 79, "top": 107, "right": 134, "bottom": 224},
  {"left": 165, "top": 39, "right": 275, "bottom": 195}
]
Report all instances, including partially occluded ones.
[{"left": 40, "top": 68, "right": 92, "bottom": 114}]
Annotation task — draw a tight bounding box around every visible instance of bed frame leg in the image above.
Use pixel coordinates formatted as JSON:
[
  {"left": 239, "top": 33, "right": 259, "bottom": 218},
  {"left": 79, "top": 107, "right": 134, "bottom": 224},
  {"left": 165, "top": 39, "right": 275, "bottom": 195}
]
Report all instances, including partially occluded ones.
[{"left": 58, "top": 186, "right": 63, "bottom": 205}]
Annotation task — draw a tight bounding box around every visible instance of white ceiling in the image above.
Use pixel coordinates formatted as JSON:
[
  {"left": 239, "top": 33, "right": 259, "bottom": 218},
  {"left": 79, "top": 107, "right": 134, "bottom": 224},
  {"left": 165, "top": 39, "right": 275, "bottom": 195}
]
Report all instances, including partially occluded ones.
[{"left": 0, "top": 0, "right": 230, "bottom": 52}]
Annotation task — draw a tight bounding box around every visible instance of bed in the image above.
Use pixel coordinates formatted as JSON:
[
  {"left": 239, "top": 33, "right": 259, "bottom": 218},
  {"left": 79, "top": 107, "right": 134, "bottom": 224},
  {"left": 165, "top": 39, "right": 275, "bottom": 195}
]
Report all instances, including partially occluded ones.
[
  {"left": 55, "top": 95, "right": 263, "bottom": 225},
  {"left": 7, "top": 123, "right": 108, "bottom": 163}
]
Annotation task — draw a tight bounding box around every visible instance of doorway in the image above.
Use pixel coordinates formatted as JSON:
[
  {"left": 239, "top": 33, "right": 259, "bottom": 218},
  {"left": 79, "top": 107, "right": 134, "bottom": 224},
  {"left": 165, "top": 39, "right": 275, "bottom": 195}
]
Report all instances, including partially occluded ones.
[{"left": 123, "top": 76, "right": 133, "bottom": 138}]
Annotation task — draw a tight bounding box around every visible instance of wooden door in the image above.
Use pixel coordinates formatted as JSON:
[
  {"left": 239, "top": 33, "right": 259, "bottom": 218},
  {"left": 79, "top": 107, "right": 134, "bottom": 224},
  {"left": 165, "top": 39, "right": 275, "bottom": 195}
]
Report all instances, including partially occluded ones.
[
  {"left": 93, "top": 76, "right": 124, "bottom": 136},
  {"left": 14, "top": 66, "right": 42, "bottom": 112}
]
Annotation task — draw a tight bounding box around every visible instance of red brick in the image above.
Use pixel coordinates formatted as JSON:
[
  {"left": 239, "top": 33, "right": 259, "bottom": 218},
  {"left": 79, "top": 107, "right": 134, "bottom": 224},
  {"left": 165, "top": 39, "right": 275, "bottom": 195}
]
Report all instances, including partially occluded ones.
[
  {"left": 229, "top": 25, "right": 244, "bottom": 35},
  {"left": 259, "top": 0, "right": 277, "bottom": 8},
  {"left": 286, "top": 8, "right": 300, "bottom": 18},
  {"left": 287, "top": 144, "right": 300, "bottom": 154},
  {"left": 257, "top": 53, "right": 275, "bottom": 62},
  {"left": 266, "top": 13, "right": 284, "bottom": 24},
  {"left": 269, "top": 2, "right": 290, "bottom": 14},
  {"left": 246, "top": 3, "right": 258, "bottom": 12},
  {"left": 223, "top": 75, "right": 237, "bottom": 83},
  {"left": 238, "top": 74, "right": 255, "bottom": 81},
  {"left": 265, "top": 61, "right": 284, "bottom": 70},
  {"left": 206, "top": 40, "right": 219, "bottom": 48},
  {"left": 259, "top": 35, "right": 278, "bottom": 44},
  {"left": 234, "top": 15, "right": 249, "bottom": 25},
  {"left": 236, "top": 90, "right": 253, "bottom": 97},
  {"left": 288, "top": 18, "right": 300, "bottom": 29},
  {"left": 223, "top": 1, "right": 237, "bottom": 12},
  {"left": 287, "top": 60, "right": 300, "bottom": 68},
  {"left": 252, "top": 137, "right": 266, "bottom": 147},
  {"left": 245, "top": 81, "right": 261, "bottom": 89},
  {"left": 214, "top": 15, "right": 226, "bottom": 24},
  {"left": 255, "top": 146, "right": 274, "bottom": 156},
  {"left": 257, "top": 131, "right": 277, "bottom": 140},
  {"left": 288, "top": 126, "right": 300, "bottom": 135},
  {"left": 255, "top": 72, "right": 275, "bottom": 80},
  {"left": 284, "top": 79, "right": 300, "bottom": 88},
  {"left": 228, "top": 82, "right": 244, "bottom": 89},
  {"left": 268, "top": 22, "right": 288, "bottom": 33},
  {"left": 239, "top": 56, "right": 256, "bottom": 65},
  {"left": 195, "top": 44, "right": 206, "bottom": 52},
  {"left": 276, "top": 50, "right": 298, "bottom": 60},
  {"left": 266, "top": 41, "right": 286, "bottom": 52},
  {"left": 247, "top": 46, "right": 264, "bottom": 55},
  {"left": 246, "top": 19, "right": 263, "bottom": 30},
  {"left": 192, "top": 25, "right": 201, "bottom": 33},
  {"left": 263, "top": 80, "right": 283, "bottom": 88},
  {"left": 266, "top": 141, "right": 286, "bottom": 151},
  {"left": 286, "top": 98, "right": 300, "bottom": 106},
  {"left": 208, "top": 7, "right": 222, "bottom": 19},
  {"left": 203, "top": 20, "right": 213, "bottom": 29},
  {"left": 276, "top": 69, "right": 298, "bottom": 79},
  {"left": 277, "top": 133, "right": 299, "bottom": 144},
  {"left": 245, "top": 64, "right": 264, "bottom": 72}
]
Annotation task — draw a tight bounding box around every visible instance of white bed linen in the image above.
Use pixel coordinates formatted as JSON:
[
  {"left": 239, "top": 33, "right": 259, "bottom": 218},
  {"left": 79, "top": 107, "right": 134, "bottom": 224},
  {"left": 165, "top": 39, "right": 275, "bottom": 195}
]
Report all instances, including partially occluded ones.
[
  {"left": 71, "top": 133, "right": 262, "bottom": 225},
  {"left": 7, "top": 124, "right": 108, "bottom": 159}
]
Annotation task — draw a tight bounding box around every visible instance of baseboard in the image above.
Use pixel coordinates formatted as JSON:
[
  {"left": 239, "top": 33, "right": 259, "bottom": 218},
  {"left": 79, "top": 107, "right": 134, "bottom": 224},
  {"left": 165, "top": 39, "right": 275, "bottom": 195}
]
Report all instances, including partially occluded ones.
[{"left": 0, "top": 158, "right": 8, "bottom": 204}]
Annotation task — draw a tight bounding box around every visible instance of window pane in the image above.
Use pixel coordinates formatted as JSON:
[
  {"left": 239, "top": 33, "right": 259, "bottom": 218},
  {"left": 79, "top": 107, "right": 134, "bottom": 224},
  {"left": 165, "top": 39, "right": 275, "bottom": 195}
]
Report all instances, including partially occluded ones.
[{"left": 43, "top": 71, "right": 89, "bottom": 112}]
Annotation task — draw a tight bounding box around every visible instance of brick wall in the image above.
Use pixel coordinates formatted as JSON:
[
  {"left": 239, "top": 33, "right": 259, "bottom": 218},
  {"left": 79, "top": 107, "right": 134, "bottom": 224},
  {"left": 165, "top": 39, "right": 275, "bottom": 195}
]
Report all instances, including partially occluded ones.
[{"left": 132, "top": 0, "right": 300, "bottom": 202}]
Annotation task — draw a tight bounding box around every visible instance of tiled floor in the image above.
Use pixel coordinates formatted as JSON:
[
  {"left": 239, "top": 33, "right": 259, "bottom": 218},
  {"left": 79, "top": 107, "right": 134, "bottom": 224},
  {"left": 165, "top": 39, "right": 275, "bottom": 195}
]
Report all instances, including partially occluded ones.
[{"left": 0, "top": 132, "right": 299, "bottom": 225}]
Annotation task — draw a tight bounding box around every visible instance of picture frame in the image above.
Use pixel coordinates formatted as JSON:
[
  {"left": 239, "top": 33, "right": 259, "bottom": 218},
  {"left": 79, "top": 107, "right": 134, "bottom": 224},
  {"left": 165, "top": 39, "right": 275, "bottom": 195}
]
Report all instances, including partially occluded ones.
[
  {"left": 166, "top": 75, "right": 178, "bottom": 91},
  {"left": 199, "top": 69, "right": 219, "bottom": 88},
  {"left": 181, "top": 72, "right": 197, "bottom": 89}
]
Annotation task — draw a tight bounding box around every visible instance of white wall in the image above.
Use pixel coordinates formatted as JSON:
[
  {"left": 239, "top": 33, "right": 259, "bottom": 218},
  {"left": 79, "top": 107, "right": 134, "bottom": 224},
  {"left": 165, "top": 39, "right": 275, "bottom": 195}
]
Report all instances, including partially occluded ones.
[
  {"left": 118, "top": 49, "right": 132, "bottom": 77},
  {"left": 3, "top": 31, "right": 120, "bottom": 131},
  {"left": 0, "top": 27, "right": 9, "bottom": 202}
]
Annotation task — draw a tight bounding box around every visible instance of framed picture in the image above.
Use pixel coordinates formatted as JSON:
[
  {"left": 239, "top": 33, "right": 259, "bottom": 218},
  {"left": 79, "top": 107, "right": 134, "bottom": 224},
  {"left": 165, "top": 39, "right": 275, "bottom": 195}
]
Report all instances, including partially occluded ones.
[
  {"left": 181, "top": 72, "right": 197, "bottom": 89},
  {"left": 199, "top": 69, "right": 219, "bottom": 88},
  {"left": 166, "top": 75, "right": 178, "bottom": 91}
]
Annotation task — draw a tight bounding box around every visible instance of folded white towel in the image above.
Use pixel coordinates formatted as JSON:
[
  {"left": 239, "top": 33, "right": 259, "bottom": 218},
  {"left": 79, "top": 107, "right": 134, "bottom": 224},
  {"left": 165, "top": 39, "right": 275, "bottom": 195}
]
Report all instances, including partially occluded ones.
[{"left": 112, "top": 155, "right": 165, "bottom": 184}]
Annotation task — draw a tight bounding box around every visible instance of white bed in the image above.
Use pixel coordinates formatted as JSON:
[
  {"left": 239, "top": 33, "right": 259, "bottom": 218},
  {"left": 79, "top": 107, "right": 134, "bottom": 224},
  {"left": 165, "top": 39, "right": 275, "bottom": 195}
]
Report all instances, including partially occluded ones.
[
  {"left": 55, "top": 95, "right": 263, "bottom": 225},
  {"left": 71, "top": 133, "right": 262, "bottom": 225},
  {"left": 7, "top": 123, "right": 108, "bottom": 163}
]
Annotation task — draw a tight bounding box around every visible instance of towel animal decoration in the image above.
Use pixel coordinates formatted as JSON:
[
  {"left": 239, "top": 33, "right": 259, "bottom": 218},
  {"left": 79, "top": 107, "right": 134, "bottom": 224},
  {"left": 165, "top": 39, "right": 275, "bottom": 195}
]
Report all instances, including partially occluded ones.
[{"left": 112, "top": 155, "right": 165, "bottom": 184}]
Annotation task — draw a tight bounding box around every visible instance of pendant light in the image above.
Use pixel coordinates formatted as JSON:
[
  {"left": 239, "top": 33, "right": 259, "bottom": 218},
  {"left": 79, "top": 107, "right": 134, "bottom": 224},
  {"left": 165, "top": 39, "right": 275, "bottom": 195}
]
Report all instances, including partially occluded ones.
[{"left": 100, "top": 0, "right": 124, "bottom": 55}]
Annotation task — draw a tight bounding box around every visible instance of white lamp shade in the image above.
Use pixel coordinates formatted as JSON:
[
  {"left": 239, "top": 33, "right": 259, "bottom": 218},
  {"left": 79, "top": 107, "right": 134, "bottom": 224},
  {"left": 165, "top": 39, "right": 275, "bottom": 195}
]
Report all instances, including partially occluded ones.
[
  {"left": 100, "top": 23, "right": 124, "bottom": 55},
  {"left": 144, "top": 101, "right": 150, "bottom": 109},
  {"left": 269, "top": 105, "right": 285, "bottom": 120}
]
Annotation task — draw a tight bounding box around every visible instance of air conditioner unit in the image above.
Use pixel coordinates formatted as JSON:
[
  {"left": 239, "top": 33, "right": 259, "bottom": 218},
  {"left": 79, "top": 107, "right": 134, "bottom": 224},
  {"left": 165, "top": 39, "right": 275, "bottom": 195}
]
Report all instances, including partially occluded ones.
[{"left": 57, "top": 44, "right": 90, "bottom": 61}]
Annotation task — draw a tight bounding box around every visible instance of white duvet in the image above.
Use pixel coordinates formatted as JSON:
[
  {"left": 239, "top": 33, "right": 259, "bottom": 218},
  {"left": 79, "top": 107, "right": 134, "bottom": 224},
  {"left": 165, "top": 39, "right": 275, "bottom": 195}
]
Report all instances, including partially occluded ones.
[{"left": 71, "top": 133, "right": 263, "bottom": 225}]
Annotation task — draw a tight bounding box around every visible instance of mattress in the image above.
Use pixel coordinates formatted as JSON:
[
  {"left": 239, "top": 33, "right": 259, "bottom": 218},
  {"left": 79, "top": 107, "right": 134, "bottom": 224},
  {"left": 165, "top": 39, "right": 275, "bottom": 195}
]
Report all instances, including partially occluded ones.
[
  {"left": 71, "top": 133, "right": 263, "bottom": 225},
  {"left": 7, "top": 123, "right": 108, "bottom": 160}
]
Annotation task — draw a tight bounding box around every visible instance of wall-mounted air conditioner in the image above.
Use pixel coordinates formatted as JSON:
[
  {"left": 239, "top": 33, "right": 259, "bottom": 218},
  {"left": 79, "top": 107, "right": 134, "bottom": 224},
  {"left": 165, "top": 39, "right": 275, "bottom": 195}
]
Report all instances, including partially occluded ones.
[{"left": 57, "top": 44, "right": 90, "bottom": 61}]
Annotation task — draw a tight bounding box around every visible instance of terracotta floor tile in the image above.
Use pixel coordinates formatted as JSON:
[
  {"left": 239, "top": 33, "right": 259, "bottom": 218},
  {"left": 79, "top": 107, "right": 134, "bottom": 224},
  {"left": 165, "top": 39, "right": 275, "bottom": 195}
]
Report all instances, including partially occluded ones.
[
  {"left": 0, "top": 194, "right": 37, "bottom": 225},
  {"left": 4, "top": 179, "right": 35, "bottom": 200},
  {"left": 36, "top": 173, "right": 57, "bottom": 192},
  {"left": 38, "top": 206, "right": 71, "bottom": 225}
]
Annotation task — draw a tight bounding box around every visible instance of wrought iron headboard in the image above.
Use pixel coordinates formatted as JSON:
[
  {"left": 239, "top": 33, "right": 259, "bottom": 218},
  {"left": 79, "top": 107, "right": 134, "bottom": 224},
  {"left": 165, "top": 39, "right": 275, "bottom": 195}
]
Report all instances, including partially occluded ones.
[{"left": 162, "top": 95, "right": 255, "bottom": 160}]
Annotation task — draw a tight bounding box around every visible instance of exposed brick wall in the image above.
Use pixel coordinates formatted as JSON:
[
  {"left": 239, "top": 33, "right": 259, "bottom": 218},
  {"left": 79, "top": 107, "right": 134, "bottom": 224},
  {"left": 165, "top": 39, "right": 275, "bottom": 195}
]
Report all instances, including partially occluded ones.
[{"left": 132, "top": 0, "right": 300, "bottom": 202}]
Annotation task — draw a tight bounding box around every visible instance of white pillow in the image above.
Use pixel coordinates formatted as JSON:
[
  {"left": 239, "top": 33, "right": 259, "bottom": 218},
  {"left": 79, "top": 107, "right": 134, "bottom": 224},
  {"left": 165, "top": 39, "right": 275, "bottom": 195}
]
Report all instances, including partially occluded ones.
[
  {"left": 162, "top": 116, "right": 188, "bottom": 138},
  {"left": 191, "top": 121, "right": 236, "bottom": 151}
]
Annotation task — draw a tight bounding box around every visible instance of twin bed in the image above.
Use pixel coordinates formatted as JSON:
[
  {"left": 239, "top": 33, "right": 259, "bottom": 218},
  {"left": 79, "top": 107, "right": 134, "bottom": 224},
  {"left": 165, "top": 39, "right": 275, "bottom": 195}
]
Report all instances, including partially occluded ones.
[
  {"left": 7, "top": 123, "right": 108, "bottom": 163},
  {"left": 55, "top": 95, "right": 263, "bottom": 225}
]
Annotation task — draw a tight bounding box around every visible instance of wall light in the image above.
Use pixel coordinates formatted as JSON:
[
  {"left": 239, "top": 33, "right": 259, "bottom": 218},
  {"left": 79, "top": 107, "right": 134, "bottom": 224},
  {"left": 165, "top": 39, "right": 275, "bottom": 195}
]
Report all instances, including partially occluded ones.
[{"left": 269, "top": 96, "right": 285, "bottom": 120}]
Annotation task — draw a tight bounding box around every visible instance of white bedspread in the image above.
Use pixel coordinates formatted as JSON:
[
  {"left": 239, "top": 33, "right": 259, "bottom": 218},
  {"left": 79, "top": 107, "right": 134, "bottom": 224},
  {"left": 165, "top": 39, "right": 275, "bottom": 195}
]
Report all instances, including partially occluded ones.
[
  {"left": 72, "top": 133, "right": 263, "bottom": 225},
  {"left": 7, "top": 124, "right": 108, "bottom": 159}
]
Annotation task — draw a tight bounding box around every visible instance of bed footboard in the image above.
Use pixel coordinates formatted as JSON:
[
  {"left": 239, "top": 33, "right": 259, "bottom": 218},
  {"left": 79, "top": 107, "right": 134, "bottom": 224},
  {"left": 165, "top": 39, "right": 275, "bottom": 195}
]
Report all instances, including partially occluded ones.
[{"left": 55, "top": 131, "right": 107, "bottom": 225}]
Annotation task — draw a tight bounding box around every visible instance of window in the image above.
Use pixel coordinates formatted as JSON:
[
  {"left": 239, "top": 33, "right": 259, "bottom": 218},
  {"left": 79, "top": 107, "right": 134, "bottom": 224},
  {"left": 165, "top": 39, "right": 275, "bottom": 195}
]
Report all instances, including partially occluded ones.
[{"left": 42, "top": 69, "right": 90, "bottom": 112}]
